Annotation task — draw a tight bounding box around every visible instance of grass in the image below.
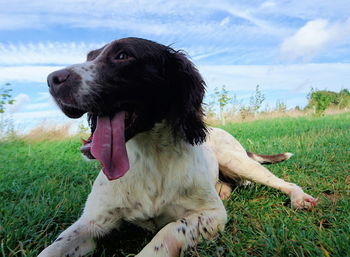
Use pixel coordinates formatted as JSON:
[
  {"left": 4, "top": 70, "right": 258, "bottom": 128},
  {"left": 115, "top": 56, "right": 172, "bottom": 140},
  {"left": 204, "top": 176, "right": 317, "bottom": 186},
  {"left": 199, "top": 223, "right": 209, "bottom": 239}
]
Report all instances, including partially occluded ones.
[
  {"left": 21, "top": 123, "right": 73, "bottom": 142},
  {"left": 1, "top": 113, "right": 349, "bottom": 257}
]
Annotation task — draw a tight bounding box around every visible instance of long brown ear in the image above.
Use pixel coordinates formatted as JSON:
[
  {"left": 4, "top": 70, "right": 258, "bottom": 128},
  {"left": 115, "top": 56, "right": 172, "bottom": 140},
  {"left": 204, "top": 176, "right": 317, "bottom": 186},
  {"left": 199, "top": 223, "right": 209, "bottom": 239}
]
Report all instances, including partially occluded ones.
[{"left": 166, "top": 50, "right": 207, "bottom": 145}]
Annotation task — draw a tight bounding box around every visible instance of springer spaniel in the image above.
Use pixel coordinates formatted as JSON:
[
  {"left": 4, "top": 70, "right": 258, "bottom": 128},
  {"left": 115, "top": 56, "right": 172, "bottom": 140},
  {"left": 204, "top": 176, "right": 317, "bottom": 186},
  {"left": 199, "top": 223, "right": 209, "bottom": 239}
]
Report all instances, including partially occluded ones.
[{"left": 39, "top": 37, "right": 317, "bottom": 257}]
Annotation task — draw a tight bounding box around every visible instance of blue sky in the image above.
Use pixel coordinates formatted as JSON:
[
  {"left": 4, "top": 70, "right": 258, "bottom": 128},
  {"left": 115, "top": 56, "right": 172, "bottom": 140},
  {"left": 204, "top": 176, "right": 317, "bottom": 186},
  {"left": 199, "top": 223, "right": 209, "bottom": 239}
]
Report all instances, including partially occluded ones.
[{"left": 1, "top": 0, "right": 350, "bottom": 131}]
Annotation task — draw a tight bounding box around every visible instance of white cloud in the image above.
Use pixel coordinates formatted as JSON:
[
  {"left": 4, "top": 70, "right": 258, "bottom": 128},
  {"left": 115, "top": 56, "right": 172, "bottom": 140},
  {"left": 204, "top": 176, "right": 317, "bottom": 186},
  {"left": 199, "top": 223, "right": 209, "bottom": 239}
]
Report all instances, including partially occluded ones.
[
  {"left": 1, "top": 0, "right": 349, "bottom": 58},
  {"left": 8, "top": 93, "right": 30, "bottom": 113},
  {"left": 199, "top": 63, "right": 350, "bottom": 93},
  {"left": 10, "top": 109, "right": 86, "bottom": 134},
  {"left": 1, "top": 62, "right": 348, "bottom": 131},
  {"left": 0, "top": 0, "right": 289, "bottom": 40},
  {"left": 9, "top": 109, "right": 72, "bottom": 134},
  {"left": 1, "top": 62, "right": 349, "bottom": 95},
  {"left": 280, "top": 19, "right": 350, "bottom": 61},
  {"left": 0, "top": 65, "right": 63, "bottom": 83},
  {"left": 12, "top": 110, "right": 64, "bottom": 120},
  {"left": 220, "top": 17, "right": 231, "bottom": 27},
  {"left": 24, "top": 102, "right": 52, "bottom": 111},
  {"left": 36, "top": 92, "right": 51, "bottom": 101},
  {"left": 260, "top": 1, "right": 350, "bottom": 21},
  {"left": 260, "top": 1, "right": 276, "bottom": 9},
  {"left": 215, "top": 2, "right": 283, "bottom": 36},
  {"left": 0, "top": 14, "right": 43, "bottom": 30},
  {"left": 199, "top": 63, "right": 350, "bottom": 108}
]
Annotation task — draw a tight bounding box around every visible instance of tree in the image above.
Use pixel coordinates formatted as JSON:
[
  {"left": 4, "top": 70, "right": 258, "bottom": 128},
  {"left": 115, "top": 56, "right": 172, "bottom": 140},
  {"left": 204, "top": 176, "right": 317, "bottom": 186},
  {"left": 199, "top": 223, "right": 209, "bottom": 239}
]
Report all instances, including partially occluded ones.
[
  {"left": 249, "top": 85, "right": 265, "bottom": 114},
  {"left": 214, "top": 85, "right": 231, "bottom": 125},
  {"left": 0, "top": 83, "right": 14, "bottom": 113},
  {"left": 203, "top": 93, "right": 217, "bottom": 118},
  {"left": 0, "top": 83, "right": 15, "bottom": 139},
  {"left": 337, "top": 89, "right": 350, "bottom": 109},
  {"left": 307, "top": 88, "right": 350, "bottom": 114},
  {"left": 275, "top": 100, "right": 287, "bottom": 113},
  {"left": 307, "top": 88, "right": 334, "bottom": 115}
]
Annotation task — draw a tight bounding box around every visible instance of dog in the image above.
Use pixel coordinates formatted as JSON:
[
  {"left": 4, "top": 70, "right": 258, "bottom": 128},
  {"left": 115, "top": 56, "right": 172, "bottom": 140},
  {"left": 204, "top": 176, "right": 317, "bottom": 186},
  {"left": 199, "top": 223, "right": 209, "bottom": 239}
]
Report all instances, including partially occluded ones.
[{"left": 39, "top": 37, "right": 317, "bottom": 257}]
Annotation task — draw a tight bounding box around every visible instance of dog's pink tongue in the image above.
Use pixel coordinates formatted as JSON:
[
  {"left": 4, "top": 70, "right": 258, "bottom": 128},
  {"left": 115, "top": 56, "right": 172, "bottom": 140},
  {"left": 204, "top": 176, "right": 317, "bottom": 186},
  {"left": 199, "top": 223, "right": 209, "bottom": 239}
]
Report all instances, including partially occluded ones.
[{"left": 91, "top": 112, "right": 129, "bottom": 180}]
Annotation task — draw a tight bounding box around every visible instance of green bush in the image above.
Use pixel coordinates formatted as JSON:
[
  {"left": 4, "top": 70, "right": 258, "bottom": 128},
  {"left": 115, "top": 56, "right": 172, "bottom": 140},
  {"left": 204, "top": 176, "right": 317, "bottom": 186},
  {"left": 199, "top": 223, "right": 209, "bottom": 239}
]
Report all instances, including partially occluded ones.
[{"left": 307, "top": 88, "right": 350, "bottom": 115}]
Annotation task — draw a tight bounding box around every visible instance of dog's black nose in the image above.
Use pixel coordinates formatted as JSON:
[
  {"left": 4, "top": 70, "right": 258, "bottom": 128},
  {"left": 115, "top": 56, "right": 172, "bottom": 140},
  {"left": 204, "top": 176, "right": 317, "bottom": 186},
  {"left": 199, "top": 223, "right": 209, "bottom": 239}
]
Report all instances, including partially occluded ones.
[{"left": 47, "top": 69, "right": 70, "bottom": 88}]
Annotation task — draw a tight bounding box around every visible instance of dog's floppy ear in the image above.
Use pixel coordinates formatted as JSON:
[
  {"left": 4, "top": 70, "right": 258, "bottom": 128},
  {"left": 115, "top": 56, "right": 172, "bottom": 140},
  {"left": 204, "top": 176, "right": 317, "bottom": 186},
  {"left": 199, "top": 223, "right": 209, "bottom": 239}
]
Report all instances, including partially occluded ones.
[{"left": 166, "top": 50, "right": 207, "bottom": 145}]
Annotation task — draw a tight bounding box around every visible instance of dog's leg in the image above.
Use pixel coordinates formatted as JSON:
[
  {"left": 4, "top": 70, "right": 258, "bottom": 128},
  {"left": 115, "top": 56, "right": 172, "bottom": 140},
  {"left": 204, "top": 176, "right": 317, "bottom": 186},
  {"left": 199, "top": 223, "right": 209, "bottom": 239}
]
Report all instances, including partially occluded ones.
[
  {"left": 38, "top": 174, "right": 123, "bottom": 257},
  {"left": 208, "top": 128, "right": 317, "bottom": 209},
  {"left": 38, "top": 211, "right": 122, "bottom": 257},
  {"left": 38, "top": 218, "right": 96, "bottom": 257},
  {"left": 219, "top": 155, "right": 317, "bottom": 209},
  {"left": 136, "top": 207, "right": 227, "bottom": 257}
]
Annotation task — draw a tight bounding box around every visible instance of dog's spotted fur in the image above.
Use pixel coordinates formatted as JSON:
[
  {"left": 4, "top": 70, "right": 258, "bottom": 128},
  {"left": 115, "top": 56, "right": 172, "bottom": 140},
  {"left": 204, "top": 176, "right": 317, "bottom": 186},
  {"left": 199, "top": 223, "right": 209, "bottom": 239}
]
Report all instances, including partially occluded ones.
[{"left": 40, "top": 37, "right": 317, "bottom": 257}]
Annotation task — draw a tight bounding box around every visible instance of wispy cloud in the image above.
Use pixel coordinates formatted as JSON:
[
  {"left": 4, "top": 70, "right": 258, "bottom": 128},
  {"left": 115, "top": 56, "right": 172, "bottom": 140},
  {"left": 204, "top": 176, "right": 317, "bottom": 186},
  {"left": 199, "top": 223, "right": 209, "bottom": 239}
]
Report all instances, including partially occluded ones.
[
  {"left": 259, "top": 0, "right": 350, "bottom": 21},
  {"left": 35, "top": 92, "right": 51, "bottom": 101},
  {"left": 0, "top": 65, "right": 63, "bottom": 83},
  {"left": 2, "top": 61, "right": 349, "bottom": 94},
  {"left": 0, "top": 0, "right": 291, "bottom": 47},
  {"left": 215, "top": 2, "right": 286, "bottom": 36},
  {"left": 260, "top": 1, "right": 276, "bottom": 9},
  {"left": 199, "top": 63, "right": 350, "bottom": 93},
  {"left": 24, "top": 102, "right": 52, "bottom": 111},
  {"left": 0, "top": 40, "right": 273, "bottom": 67},
  {"left": 2, "top": 1, "right": 349, "bottom": 41},
  {"left": 1, "top": 0, "right": 350, "bottom": 131},
  {"left": 12, "top": 110, "right": 63, "bottom": 120},
  {"left": 2, "top": 0, "right": 350, "bottom": 65},
  {"left": 0, "top": 42, "right": 102, "bottom": 65}
]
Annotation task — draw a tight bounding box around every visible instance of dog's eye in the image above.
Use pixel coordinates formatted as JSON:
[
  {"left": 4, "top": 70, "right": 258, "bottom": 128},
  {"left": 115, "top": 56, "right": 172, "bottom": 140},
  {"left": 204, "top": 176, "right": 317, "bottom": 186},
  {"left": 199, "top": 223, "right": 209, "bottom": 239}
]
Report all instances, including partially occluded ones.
[{"left": 115, "top": 52, "right": 128, "bottom": 60}]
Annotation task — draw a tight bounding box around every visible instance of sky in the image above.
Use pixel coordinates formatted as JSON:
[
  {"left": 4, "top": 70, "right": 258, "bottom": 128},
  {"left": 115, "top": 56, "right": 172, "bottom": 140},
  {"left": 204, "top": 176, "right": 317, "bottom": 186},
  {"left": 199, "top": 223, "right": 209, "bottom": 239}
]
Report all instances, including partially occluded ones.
[{"left": 1, "top": 0, "right": 350, "bottom": 132}]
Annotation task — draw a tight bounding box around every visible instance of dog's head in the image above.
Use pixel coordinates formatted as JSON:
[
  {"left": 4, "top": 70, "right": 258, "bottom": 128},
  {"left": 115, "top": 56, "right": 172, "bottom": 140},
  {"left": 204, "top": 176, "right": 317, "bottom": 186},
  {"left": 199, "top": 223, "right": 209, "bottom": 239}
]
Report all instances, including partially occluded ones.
[{"left": 48, "top": 37, "right": 207, "bottom": 180}]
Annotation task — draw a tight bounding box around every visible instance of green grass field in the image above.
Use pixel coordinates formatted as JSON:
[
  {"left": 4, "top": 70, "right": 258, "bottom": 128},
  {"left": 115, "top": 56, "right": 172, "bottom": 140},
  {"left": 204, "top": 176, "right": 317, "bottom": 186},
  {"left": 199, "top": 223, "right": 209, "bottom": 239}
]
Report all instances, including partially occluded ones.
[{"left": 1, "top": 113, "right": 349, "bottom": 257}]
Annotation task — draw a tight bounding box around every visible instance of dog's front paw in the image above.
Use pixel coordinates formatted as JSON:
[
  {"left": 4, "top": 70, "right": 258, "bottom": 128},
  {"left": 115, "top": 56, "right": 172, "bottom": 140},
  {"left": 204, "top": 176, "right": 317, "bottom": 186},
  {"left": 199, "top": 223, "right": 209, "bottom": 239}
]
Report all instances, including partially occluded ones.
[
  {"left": 37, "top": 247, "right": 59, "bottom": 257},
  {"left": 38, "top": 237, "right": 95, "bottom": 257},
  {"left": 290, "top": 190, "right": 318, "bottom": 209}
]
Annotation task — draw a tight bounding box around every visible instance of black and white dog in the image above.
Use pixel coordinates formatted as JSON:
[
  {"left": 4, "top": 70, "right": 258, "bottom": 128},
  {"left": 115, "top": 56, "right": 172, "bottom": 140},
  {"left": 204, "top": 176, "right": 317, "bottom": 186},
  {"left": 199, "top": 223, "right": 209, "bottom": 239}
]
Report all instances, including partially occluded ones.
[{"left": 39, "top": 37, "right": 317, "bottom": 257}]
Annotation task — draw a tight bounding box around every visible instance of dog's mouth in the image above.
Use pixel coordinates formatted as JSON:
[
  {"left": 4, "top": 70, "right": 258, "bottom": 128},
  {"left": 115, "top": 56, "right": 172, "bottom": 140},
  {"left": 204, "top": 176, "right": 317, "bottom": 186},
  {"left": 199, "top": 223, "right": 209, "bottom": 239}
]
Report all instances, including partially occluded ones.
[
  {"left": 61, "top": 105, "right": 86, "bottom": 119},
  {"left": 80, "top": 110, "right": 137, "bottom": 180}
]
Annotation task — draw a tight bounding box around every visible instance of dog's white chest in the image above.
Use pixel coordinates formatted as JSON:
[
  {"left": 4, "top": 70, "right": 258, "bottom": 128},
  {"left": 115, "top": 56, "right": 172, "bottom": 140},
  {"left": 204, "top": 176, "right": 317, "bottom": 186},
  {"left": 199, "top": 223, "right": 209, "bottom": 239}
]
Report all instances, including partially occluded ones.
[
  {"left": 123, "top": 194, "right": 190, "bottom": 231},
  {"left": 86, "top": 137, "right": 218, "bottom": 232},
  {"left": 119, "top": 159, "right": 194, "bottom": 230}
]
